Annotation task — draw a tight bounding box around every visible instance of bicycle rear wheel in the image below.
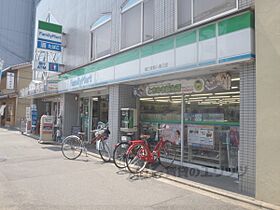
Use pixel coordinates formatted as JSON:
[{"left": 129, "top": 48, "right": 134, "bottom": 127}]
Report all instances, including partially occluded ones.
[
  {"left": 126, "top": 144, "right": 147, "bottom": 174},
  {"left": 113, "top": 142, "right": 130, "bottom": 169},
  {"left": 98, "top": 141, "right": 111, "bottom": 162},
  {"left": 159, "top": 141, "right": 176, "bottom": 168},
  {"left": 61, "top": 136, "right": 83, "bottom": 160}
]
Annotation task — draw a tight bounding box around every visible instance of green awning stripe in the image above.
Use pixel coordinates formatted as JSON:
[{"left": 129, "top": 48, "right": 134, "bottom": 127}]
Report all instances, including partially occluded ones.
[
  {"left": 218, "top": 11, "right": 254, "bottom": 36},
  {"left": 141, "top": 37, "right": 174, "bottom": 58},
  {"left": 59, "top": 12, "right": 254, "bottom": 80},
  {"left": 176, "top": 31, "right": 196, "bottom": 48},
  {"left": 199, "top": 24, "right": 216, "bottom": 41},
  {"left": 38, "top": 21, "right": 62, "bottom": 33}
]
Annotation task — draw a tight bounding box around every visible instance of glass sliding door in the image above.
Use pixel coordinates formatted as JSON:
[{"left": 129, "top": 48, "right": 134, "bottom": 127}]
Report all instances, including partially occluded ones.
[{"left": 80, "top": 97, "right": 90, "bottom": 141}]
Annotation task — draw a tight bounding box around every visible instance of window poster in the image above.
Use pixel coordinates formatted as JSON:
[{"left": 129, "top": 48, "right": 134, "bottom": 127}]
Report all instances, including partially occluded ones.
[{"left": 188, "top": 125, "right": 214, "bottom": 148}]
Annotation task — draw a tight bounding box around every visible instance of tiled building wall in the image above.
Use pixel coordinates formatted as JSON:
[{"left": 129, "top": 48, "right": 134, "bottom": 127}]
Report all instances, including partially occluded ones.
[
  {"left": 239, "top": 61, "right": 256, "bottom": 196},
  {"left": 108, "top": 84, "right": 136, "bottom": 150},
  {"left": 239, "top": 0, "right": 255, "bottom": 9}
]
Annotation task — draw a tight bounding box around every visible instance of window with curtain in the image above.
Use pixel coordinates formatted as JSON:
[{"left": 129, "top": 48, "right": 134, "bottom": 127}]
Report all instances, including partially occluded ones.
[
  {"left": 177, "top": 0, "right": 237, "bottom": 29},
  {"left": 121, "top": 0, "right": 154, "bottom": 49},
  {"left": 143, "top": 0, "right": 154, "bottom": 42},
  {"left": 177, "top": 0, "right": 192, "bottom": 29},
  {"left": 193, "top": 0, "right": 237, "bottom": 23},
  {"left": 91, "top": 17, "right": 111, "bottom": 60}
]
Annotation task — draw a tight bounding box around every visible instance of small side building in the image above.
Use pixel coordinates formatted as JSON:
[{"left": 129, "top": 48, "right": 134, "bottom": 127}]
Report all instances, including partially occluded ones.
[{"left": 0, "top": 63, "right": 32, "bottom": 129}]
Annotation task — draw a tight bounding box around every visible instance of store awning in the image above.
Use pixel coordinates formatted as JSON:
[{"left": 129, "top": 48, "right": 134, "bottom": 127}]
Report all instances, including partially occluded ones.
[{"left": 0, "top": 105, "right": 6, "bottom": 116}]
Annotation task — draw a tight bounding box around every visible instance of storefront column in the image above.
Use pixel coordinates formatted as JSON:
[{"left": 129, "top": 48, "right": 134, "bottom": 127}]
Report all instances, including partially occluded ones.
[
  {"left": 63, "top": 94, "right": 79, "bottom": 137},
  {"left": 108, "top": 85, "right": 136, "bottom": 152},
  {"left": 239, "top": 62, "right": 256, "bottom": 196},
  {"left": 180, "top": 95, "right": 185, "bottom": 164}
]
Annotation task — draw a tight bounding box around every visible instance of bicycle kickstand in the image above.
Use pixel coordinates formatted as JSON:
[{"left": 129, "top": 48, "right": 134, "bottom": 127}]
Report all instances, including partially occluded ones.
[{"left": 84, "top": 147, "right": 88, "bottom": 157}]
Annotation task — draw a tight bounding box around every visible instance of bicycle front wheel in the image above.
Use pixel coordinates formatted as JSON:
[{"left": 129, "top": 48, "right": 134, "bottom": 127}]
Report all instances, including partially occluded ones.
[
  {"left": 126, "top": 144, "right": 147, "bottom": 174},
  {"left": 113, "top": 141, "right": 130, "bottom": 169},
  {"left": 61, "top": 136, "right": 83, "bottom": 160},
  {"left": 98, "top": 141, "right": 111, "bottom": 162},
  {"left": 159, "top": 141, "right": 176, "bottom": 168}
]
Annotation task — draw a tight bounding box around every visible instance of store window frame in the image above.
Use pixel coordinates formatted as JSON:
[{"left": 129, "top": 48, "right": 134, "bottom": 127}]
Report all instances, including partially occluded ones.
[
  {"left": 120, "top": 0, "right": 155, "bottom": 51},
  {"left": 175, "top": 0, "right": 239, "bottom": 32},
  {"left": 90, "top": 15, "right": 112, "bottom": 61}
]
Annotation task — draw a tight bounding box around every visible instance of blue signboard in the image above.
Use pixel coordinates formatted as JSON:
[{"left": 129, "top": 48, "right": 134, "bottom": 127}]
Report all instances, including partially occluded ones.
[
  {"left": 37, "top": 40, "right": 61, "bottom": 52},
  {"left": 48, "top": 63, "right": 59, "bottom": 72}
]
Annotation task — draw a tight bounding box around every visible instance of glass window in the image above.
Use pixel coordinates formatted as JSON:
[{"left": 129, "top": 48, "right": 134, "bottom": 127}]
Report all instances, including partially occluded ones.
[
  {"left": 121, "top": 0, "right": 154, "bottom": 49},
  {"left": 121, "top": 3, "right": 142, "bottom": 49},
  {"left": 91, "top": 21, "right": 111, "bottom": 60},
  {"left": 193, "top": 0, "right": 237, "bottom": 23},
  {"left": 143, "top": 0, "right": 154, "bottom": 41},
  {"left": 177, "top": 0, "right": 192, "bottom": 29}
]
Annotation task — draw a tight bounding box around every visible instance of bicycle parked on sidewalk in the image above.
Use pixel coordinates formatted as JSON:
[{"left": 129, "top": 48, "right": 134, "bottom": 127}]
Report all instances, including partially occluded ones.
[
  {"left": 125, "top": 125, "right": 177, "bottom": 173},
  {"left": 113, "top": 141, "right": 130, "bottom": 168},
  {"left": 61, "top": 122, "right": 111, "bottom": 162}
]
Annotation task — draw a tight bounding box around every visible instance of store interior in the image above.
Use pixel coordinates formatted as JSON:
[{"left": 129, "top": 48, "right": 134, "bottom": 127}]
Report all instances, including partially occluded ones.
[{"left": 139, "top": 74, "right": 240, "bottom": 173}]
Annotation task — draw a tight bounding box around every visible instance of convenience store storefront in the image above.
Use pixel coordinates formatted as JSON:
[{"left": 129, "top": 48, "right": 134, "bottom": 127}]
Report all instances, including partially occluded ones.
[
  {"left": 137, "top": 72, "right": 240, "bottom": 176},
  {"left": 58, "top": 11, "right": 255, "bottom": 194}
]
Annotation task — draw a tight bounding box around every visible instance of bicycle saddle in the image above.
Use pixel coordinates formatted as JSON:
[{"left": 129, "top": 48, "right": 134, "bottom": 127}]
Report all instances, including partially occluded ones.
[{"left": 78, "top": 132, "right": 86, "bottom": 136}]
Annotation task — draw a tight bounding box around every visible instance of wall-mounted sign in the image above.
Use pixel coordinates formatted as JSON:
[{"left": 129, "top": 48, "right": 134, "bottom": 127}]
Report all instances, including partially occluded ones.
[
  {"left": 33, "top": 61, "right": 59, "bottom": 72},
  {"left": 145, "top": 79, "right": 205, "bottom": 96},
  {"left": 135, "top": 73, "right": 231, "bottom": 97},
  {"left": 6, "top": 72, "right": 15, "bottom": 90}
]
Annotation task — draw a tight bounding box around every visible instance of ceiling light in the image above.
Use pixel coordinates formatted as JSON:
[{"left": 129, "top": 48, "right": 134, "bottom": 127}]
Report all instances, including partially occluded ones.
[
  {"left": 231, "top": 86, "right": 239, "bottom": 89},
  {"left": 191, "top": 93, "right": 213, "bottom": 97},
  {"left": 209, "top": 96, "right": 231, "bottom": 99},
  {"left": 140, "top": 98, "right": 153, "bottom": 101},
  {"left": 189, "top": 97, "right": 207, "bottom": 100},
  {"left": 231, "top": 78, "right": 240, "bottom": 81},
  {"left": 215, "top": 91, "right": 240, "bottom": 95}
]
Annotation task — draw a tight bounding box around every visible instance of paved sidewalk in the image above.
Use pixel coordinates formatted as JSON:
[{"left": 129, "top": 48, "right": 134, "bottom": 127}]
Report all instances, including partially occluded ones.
[{"left": 0, "top": 128, "right": 269, "bottom": 210}]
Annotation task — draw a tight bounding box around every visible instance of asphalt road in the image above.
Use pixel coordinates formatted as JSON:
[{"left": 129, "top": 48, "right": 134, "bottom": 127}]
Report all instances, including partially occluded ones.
[{"left": 0, "top": 128, "right": 260, "bottom": 210}]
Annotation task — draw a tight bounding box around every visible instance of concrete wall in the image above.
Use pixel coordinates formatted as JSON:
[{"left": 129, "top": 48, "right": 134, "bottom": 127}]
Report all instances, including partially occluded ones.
[
  {"left": 17, "top": 66, "right": 32, "bottom": 90},
  {"left": 255, "top": 0, "right": 280, "bottom": 206},
  {"left": 0, "top": 0, "right": 35, "bottom": 68}
]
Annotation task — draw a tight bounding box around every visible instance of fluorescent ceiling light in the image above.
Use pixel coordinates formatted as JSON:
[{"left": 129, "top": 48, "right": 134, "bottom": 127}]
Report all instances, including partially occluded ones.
[
  {"left": 154, "top": 96, "right": 170, "bottom": 99},
  {"left": 140, "top": 98, "right": 154, "bottom": 100},
  {"left": 191, "top": 93, "right": 213, "bottom": 97},
  {"left": 156, "top": 100, "right": 170, "bottom": 102},
  {"left": 231, "top": 86, "right": 239, "bottom": 89},
  {"left": 215, "top": 91, "right": 240, "bottom": 95},
  {"left": 209, "top": 96, "right": 231, "bottom": 99},
  {"left": 171, "top": 95, "right": 183, "bottom": 98},
  {"left": 231, "top": 78, "right": 240, "bottom": 81},
  {"left": 189, "top": 97, "right": 207, "bottom": 100}
]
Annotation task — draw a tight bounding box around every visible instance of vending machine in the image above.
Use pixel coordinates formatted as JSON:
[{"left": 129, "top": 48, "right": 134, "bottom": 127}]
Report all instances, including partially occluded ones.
[{"left": 39, "top": 115, "right": 54, "bottom": 142}]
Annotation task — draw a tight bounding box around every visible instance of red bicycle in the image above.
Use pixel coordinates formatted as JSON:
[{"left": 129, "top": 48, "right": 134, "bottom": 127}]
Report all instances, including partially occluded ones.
[{"left": 125, "top": 126, "right": 177, "bottom": 173}]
